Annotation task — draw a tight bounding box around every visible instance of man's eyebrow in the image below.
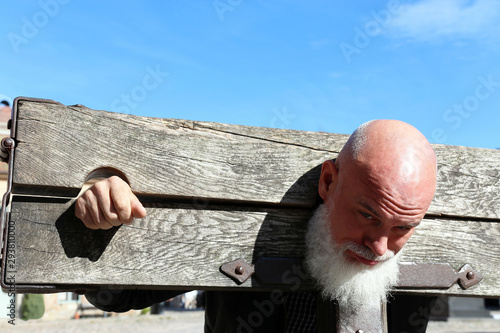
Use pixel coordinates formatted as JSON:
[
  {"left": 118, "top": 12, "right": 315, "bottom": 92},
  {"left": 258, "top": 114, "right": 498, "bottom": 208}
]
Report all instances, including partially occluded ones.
[
  {"left": 407, "top": 221, "right": 421, "bottom": 228},
  {"left": 358, "top": 200, "right": 422, "bottom": 227},
  {"left": 358, "top": 201, "right": 381, "bottom": 219}
]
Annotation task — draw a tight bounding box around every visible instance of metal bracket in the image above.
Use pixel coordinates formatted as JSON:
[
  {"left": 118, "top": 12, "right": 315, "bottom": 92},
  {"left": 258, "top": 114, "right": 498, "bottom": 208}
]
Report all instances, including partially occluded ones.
[
  {"left": 0, "top": 98, "right": 18, "bottom": 292},
  {"left": 0, "top": 97, "right": 63, "bottom": 292},
  {"left": 220, "top": 258, "right": 255, "bottom": 284},
  {"left": 220, "top": 257, "right": 484, "bottom": 292},
  {"left": 0, "top": 124, "right": 15, "bottom": 292},
  {"left": 0, "top": 137, "right": 14, "bottom": 163},
  {"left": 397, "top": 262, "right": 483, "bottom": 290}
]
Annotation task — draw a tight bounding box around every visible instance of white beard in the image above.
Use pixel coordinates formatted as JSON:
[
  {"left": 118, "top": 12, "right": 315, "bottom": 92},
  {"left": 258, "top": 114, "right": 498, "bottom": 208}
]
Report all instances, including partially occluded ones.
[{"left": 305, "top": 203, "right": 402, "bottom": 311}]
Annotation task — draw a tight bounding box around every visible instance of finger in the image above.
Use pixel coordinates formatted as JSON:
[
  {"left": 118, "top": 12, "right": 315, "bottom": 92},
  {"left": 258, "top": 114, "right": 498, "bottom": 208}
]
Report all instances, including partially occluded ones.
[
  {"left": 130, "top": 192, "right": 147, "bottom": 220},
  {"left": 75, "top": 196, "right": 97, "bottom": 229},
  {"left": 75, "top": 195, "right": 87, "bottom": 221},
  {"left": 86, "top": 189, "right": 115, "bottom": 229},
  {"left": 108, "top": 177, "right": 133, "bottom": 224},
  {"left": 81, "top": 211, "right": 104, "bottom": 230},
  {"left": 76, "top": 192, "right": 113, "bottom": 230},
  {"left": 93, "top": 179, "right": 122, "bottom": 226}
]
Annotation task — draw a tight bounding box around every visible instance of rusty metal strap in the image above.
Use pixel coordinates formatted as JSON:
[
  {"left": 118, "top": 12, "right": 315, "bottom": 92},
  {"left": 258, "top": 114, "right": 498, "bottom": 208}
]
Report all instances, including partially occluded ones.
[
  {"left": 397, "top": 262, "right": 482, "bottom": 290},
  {"left": 220, "top": 258, "right": 483, "bottom": 291}
]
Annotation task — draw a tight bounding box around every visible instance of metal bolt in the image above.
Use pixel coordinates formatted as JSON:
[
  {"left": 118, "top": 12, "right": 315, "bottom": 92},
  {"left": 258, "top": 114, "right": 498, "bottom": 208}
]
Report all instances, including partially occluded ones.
[
  {"left": 1, "top": 137, "right": 14, "bottom": 149},
  {"left": 466, "top": 271, "right": 475, "bottom": 280},
  {"left": 235, "top": 266, "right": 244, "bottom": 275}
]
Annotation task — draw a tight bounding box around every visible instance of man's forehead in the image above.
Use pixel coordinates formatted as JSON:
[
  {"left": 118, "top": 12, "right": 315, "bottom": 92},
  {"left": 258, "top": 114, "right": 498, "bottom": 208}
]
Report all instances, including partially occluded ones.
[{"left": 340, "top": 157, "right": 433, "bottom": 212}]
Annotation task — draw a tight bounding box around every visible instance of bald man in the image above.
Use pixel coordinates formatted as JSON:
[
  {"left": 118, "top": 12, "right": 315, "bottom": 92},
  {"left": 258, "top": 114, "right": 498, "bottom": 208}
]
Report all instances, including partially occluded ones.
[
  {"left": 304, "top": 120, "right": 437, "bottom": 331},
  {"left": 79, "top": 119, "right": 438, "bottom": 332}
]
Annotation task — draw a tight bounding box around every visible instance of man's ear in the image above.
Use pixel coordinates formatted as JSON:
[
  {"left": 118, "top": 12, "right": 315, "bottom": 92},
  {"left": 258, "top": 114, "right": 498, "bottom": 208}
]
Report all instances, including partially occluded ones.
[{"left": 318, "top": 159, "right": 339, "bottom": 201}]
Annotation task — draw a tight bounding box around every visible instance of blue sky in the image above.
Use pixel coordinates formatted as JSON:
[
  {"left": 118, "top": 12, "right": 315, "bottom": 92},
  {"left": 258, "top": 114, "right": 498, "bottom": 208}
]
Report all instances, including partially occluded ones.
[{"left": 1, "top": 0, "right": 499, "bottom": 149}]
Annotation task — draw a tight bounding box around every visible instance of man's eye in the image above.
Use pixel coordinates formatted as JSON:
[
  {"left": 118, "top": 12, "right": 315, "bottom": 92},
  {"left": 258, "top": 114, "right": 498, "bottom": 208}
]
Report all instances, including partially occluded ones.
[
  {"left": 360, "top": 212, "right": 373, "bottom": 219},
  {"left": 397, "top": 226, "right": 411, "bottom": 231}
]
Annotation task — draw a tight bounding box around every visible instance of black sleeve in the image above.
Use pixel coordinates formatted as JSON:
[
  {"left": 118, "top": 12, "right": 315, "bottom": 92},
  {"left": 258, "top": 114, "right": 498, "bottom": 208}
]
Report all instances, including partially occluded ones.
[{"left": 85, "top": 289, "right": 189, "bottom": 312}]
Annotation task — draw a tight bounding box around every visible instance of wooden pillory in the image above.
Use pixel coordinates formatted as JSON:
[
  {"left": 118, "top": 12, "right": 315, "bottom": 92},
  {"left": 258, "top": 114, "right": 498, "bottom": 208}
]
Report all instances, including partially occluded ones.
[{"left": 1, "top": 97, "right": 500, "bottom": 331}]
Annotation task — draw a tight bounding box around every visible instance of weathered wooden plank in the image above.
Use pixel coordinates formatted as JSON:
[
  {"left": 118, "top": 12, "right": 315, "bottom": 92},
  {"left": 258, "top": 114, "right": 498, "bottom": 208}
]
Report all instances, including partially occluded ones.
[
  {"left": 5, "top": 199, "right": 499, "bottom": 296},
  {"left": 431, "top": 144, "right": 500, "bottom": 220},
  {"left": 6, "top": 199, "right": 311, "bottom": 290},
  {"left": 9, "top": 99, "right": 500, "bottom": 219},
  {"left": 12, "top": 100, "right": 339, "bottom": 207}
]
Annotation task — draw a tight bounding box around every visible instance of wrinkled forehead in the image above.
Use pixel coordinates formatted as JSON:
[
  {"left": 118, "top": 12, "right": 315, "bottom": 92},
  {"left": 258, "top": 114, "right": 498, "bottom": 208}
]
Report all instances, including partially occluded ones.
[{"left": 339, "top": 156, "right": 436, "bottom": 212}]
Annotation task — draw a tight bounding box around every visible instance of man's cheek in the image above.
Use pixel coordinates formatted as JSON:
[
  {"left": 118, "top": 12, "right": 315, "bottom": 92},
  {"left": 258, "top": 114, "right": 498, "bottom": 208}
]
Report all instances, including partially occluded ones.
[
  {"left": 331, "top": 215, "right": 355, "bottom": 238},
  {"left": 391, "top": 236, "right": 411, "bottom": 254},
  {"left": 400, "top": 229, "right": 415, "bottom": 246}
]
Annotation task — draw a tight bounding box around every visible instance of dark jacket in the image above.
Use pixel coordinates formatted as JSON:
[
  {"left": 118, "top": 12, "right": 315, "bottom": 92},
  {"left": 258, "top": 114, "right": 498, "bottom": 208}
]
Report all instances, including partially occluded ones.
[{"left": 86, "top": 289, "right": 436, "bottom": 332}]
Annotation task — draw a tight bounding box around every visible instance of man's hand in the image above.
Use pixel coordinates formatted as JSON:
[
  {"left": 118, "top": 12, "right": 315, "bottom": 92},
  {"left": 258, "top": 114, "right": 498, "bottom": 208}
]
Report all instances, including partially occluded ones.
[{"left": 75, "top": 176, "right": 147, "bottom": 230}]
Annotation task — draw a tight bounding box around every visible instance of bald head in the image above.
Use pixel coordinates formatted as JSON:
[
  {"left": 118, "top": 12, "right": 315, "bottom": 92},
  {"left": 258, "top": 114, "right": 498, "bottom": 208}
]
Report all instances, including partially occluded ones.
[{"left": 337, "top": 119, "right": 437, "bottom": 211}]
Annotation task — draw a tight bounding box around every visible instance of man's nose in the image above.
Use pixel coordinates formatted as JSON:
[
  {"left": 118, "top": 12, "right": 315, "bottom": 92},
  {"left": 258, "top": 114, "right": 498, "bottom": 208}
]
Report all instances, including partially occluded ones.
[{"left": 364, "top": 235, "right": 388, "bottom": 257}]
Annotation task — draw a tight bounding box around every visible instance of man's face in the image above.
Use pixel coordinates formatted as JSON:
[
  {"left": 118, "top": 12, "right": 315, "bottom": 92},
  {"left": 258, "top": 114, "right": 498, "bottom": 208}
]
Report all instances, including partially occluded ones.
[
  {"left": 307, "top": 159, "right": 431, "bottom": 309},
  {"left": 325, "top": 161, "right": 428, "bottom": 266},
  {"left": 305, "top": 200, "right": 402, "bottom": 309}
]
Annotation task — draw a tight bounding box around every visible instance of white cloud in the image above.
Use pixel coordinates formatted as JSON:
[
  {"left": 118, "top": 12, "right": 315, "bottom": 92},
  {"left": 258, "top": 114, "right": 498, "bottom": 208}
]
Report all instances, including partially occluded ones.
[{"left": 388, "top": 0, "right": 500, "bottom": 42}]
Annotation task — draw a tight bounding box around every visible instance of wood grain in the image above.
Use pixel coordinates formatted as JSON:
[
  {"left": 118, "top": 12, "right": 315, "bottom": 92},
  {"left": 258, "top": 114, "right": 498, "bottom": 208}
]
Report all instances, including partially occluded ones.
[
  {"left": 7, "top": 199, "right": 311, "bottom": 289},
  {"left": 6, "top": 199, "right": 499, "bottom": 296},
  {"left": 398, "top": 217, "right": 500, "bottom": 296},
  {"left": 11, "top": 99, "right": 500, "bottom": 218},
  {"left": 12, "top": 100, "right": 339, "bottom": 207}
]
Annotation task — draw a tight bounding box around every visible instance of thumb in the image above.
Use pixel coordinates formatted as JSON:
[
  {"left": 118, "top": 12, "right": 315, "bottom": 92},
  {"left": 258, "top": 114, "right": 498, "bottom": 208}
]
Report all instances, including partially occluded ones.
[{"left": 130, "top": 193, "right": 147, "bottom": 219}]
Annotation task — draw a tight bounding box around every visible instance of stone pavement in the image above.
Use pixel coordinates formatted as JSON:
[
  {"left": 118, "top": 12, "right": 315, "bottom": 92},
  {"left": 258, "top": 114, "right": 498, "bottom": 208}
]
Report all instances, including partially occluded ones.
[
  {"left": 0, "top": 309, "right": 205, "bottom": 333},
  {"left": 2, "top": 310, "right": 500, "bottom": 332},
  {"left": 427, "top": 318, "right": 500, "bottom": 333}
]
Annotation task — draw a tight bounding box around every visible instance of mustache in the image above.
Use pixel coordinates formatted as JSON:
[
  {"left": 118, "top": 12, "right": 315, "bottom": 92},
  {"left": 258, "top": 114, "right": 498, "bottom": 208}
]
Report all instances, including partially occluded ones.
[{"left": 340, "top": 241, "right": 395, "bottom": 262}]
